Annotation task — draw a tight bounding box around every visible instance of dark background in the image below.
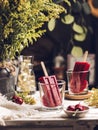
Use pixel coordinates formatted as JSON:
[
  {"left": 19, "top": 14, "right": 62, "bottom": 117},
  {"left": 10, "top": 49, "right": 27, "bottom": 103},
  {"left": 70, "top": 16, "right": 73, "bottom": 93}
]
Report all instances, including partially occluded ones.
[{"left": 21, "top": 1, "right": 98, "bottom": 88}]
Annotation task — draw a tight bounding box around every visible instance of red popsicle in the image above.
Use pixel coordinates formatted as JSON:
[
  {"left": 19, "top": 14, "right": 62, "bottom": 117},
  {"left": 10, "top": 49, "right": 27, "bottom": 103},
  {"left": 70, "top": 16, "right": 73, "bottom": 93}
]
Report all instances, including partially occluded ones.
[
  {"left": 39, "top": 76, "right": 55, "bottom": 107},
  {"left": 70, "top": 51, "right": 90, "bottom": 93},
  {"left": 39, "top": 61, "right": 62, "bottom": 107}
]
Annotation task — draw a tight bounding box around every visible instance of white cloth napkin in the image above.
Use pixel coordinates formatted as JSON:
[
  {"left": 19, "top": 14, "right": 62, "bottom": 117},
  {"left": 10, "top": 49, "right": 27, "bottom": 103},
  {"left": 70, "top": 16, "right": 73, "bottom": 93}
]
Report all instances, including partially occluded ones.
[
  {"left": 0, "top": 92, "right": 65, "bottom": 126},
  {"left": 0, "top": 93, "right": 40, "bottom": 126}
]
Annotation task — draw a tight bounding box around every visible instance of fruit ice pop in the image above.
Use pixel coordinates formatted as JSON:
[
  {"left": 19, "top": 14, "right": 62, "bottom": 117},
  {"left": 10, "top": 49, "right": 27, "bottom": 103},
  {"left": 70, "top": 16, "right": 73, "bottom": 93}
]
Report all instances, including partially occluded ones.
[
  {"left": 39, "top": 76, "right": 55, "bottom": 107},
  {"left": 73, "top": 51, "right": 90, "bottom": 72},
  {"left": 73, "top": 51, "right": 90, "bottom": 80},
  {"left": 73, "top": 61, "right": 90, "bottom": 72},
  {"left": 70, "top": 51, "right": 90, "bottom": 93},
  {"left": 39, "top": 61, "right": 62, "bottom": 107}
]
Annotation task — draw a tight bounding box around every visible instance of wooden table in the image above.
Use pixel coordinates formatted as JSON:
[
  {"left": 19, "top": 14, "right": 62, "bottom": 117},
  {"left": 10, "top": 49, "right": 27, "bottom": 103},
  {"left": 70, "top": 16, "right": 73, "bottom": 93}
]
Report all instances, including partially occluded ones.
[{"left": 0, "top": 92, "right": 98, "bottom": 130}]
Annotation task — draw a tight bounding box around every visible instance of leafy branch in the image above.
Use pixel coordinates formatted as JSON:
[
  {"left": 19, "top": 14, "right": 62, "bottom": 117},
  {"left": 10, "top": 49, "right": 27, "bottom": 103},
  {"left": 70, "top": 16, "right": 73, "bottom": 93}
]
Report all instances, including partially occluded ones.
[{"left": 0, "top": 0, "right": 65, "bottom": 60}]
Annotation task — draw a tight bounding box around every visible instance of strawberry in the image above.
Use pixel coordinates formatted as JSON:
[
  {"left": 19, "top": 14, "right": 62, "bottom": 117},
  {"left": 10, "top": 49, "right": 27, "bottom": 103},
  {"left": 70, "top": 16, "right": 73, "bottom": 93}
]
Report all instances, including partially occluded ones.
[
  {"left": 67, "top": 105, "right": 75, "bottom": 111},
  {"left": 75, "top": 104, "right": 84, "bottom": 111}
]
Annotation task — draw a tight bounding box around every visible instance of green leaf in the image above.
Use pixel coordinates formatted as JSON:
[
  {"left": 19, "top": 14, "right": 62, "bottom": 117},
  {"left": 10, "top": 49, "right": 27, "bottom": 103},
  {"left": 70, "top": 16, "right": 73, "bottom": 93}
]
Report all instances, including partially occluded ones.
[
  {"left": 83, "top": 26, "right": 88, "bottom": 33},
  {"left": 64, "top": 0, "right": 71, "bottom": 6},
  {"left": 48, "top": 18, "right": 56, "bottom": 31},
  {"left": 72, "top": 23, "right": 84, "bottom": 34},
  {"left": 71, "top": 46, "right": 83, "bottom": 58},
  {"left": 74, "top": 33, "right": 86, "bottom": 41},
  {"left": 61, "top": 14, "right": 74, "bottom": 24}
]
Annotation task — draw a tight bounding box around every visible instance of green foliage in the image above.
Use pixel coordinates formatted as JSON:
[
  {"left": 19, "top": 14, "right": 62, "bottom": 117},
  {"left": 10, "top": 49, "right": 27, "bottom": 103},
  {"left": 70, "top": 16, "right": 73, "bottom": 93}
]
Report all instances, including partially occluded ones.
[
  {"left": 46, "top": 0, "right": 89, "bottom": 58},
  {"left": 0, "top": 0, "right": 65, "bottom": 60},
  {"left": 57, "top": 0, "right": 89, "bottom": 57}
]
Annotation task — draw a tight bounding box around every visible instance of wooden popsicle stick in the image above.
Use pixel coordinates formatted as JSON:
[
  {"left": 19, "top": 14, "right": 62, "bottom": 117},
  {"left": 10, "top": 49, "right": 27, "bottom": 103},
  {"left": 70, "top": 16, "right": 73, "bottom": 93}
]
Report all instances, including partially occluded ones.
[
  {"left": 41, "top": 61, "right": 48, "bottom": 76},
  {"left": 83, "top": 51, "right": 88, "bottom": 62}
]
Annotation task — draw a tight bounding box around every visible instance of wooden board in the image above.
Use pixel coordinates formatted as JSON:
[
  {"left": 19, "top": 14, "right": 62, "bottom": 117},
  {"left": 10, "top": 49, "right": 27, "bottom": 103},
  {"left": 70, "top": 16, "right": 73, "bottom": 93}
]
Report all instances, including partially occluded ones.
[{"left": 65, "top": 91, "right": 92, "bottom": 100}]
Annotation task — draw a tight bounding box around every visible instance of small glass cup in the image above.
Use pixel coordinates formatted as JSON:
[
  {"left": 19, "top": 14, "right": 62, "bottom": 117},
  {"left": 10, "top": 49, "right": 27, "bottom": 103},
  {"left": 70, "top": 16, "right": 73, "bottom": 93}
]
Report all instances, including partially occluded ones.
[
  {"left": 66, "top": 70, "right": 89, "bottom": 95},
  {"left": 38, "top": 80, "right": 66, "bottom": 110}
]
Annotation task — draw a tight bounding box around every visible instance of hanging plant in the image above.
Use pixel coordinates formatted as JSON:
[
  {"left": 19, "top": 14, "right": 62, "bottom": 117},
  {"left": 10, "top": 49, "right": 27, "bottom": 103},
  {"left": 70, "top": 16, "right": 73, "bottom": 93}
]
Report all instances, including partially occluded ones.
[
  {"left": 47, "top": 0, "right": 90, "bottom": 58},
  {"left": 62, "top": 0, "right": 88, "bottom": 57}
]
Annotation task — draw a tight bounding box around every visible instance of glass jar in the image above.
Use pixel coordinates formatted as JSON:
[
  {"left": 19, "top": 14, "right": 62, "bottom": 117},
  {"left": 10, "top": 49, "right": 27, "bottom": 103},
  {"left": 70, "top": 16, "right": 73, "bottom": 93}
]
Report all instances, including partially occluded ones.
[
  {"left": 17, "top": 56, "right": 36, "bottom": 95},
  {"left": 66, "top": 69, "right": 89, "bottom": 95}
]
